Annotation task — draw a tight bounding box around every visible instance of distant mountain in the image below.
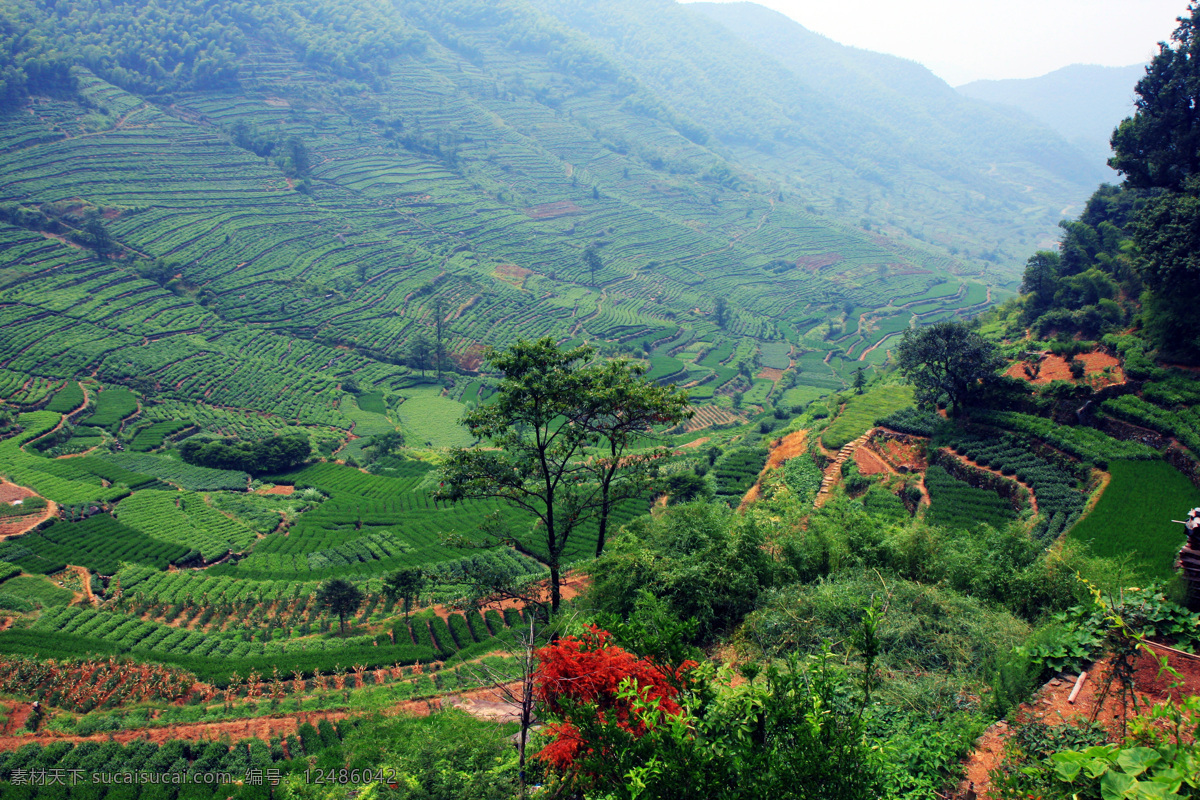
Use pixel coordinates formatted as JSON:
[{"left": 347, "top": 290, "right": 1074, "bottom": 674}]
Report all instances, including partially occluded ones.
[
  {"left": 605, "top": 0, "right": 1109, "bottom": 260},
  {"left": 957, "top": 64, "right": 1146, "bottom": 166}
]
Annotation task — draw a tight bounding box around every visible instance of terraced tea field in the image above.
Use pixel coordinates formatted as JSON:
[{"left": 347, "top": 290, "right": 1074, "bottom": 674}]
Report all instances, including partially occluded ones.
[{"left": 1067, "top": 460, "right": 1199, "bottom": 581}]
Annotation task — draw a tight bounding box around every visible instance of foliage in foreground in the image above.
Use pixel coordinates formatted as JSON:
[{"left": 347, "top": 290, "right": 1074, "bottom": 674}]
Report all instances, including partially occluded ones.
[{"left": 533, "top": 622, "right": 882, "bottom": 800}]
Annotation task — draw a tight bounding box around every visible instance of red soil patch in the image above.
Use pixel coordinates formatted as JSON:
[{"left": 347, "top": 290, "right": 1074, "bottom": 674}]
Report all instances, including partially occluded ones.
[
  {"left": 454, "top": 343, "right": 488, "bottom": 372},
  {"left": 795, "top": 253, "right": 842, "bottom": 272},
  {"left": 959, "top": 643, "right": 1200, "bottom": 798},
  {"left": 756, "top": 367, "right": 784, "bottom": 381},
  {"left": 739, "top": 431, "right": 809, "bottom": 510},
  {"left": 0, "top": 483, "right": 34, "bottom": 504},
  {"left": 257, "top": 485, "right": 295, "bottom": 496},
  {"left": 765, "top": 430, "right": 809, "bottom": 470},
  {"left": 676, "top": 436, "right": 711, "bottom": 450},
  {"left": 0, "top": 482, "right": 54, "bottom": 538},
  {"left": 525, "top": 201, "right": 586, "bottom": 220},
  {"left": 493, "top": 264, "right": 531, "bottom": 282},
  {"left": 877, "top": 439, "right": 925, "bottom": 472},
  {"left": 853, "top": 447, "right": 891, "bottom": 476},
  {"left": 1005, "top": 351, "right": 1124, "bottom": 387}
]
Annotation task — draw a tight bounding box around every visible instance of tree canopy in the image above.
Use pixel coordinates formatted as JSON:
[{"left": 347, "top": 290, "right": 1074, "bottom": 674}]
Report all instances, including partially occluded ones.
[
  {"left": 893, "top": 321, "right": 1003, "bottom": 414},
  {"left": 315, "top": 578, "right": 363, "bottom": 636},
  {"left": 179, "top": 434, "right": 309, "bottom": 475},
  {"left": 1110, "top": 6, "right": 1200, "bottom": 191},
  {"left": 435, "top": 337, "right": 689, "bottom": 612}
]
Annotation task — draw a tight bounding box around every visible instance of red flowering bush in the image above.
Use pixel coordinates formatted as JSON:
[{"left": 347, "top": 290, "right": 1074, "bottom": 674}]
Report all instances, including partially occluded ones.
[{"left": 533, "top": 624, "right": 697, "bottom": 772}]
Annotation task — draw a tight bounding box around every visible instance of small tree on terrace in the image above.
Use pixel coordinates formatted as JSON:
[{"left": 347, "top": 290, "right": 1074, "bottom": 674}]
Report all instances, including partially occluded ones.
[
  {"left": 382, "top": 568, "right": 425, "bottom": 621},
  {"left": 893, "top": 321, "right": 1004, "bottom": 415},
  {"left": 316, "top": 578, "right": 363, "bottom": 636}
]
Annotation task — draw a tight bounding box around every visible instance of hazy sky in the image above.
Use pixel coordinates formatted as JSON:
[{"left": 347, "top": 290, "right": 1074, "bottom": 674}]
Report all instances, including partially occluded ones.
[{"left": 683, "top": 0, "right": 1188, "bottom": 84}]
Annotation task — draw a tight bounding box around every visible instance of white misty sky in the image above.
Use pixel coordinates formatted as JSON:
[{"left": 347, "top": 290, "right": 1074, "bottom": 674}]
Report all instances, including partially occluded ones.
[{"left": 682, "top": 0, "right": 1188, "bottom": 84}]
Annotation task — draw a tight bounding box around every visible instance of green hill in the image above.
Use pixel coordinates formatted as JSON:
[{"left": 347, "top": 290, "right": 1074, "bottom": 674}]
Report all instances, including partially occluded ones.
[{"left": 0, "top": 0, "right": 1043, "bottom": 430}]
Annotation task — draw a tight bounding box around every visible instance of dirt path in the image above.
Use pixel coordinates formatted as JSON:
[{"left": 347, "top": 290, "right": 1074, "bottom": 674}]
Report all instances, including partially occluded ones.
[
  {"left": 1081, "top": 469, "right": 1112, "bottom": 517},
  {"left": 69, "top": 565, "right": 97, "bottom": 606},
  {"left": 815, "top": 429, "right": 876, "bottom": 507},
  {"left": 956, "top": 643, "right": 1200, "bottom": 798},
  {"left": 0, "top": 681, "right": 527, "bottom": 751},
  {"left": 738, "top": 430, "right": 808, "bottom": 511}
]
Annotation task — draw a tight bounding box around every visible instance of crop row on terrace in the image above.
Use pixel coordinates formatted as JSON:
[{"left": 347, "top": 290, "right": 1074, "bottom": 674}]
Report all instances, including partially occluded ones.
[
  {"left": 1067, "top": 459, "right": 1198, "bottom": 581},
  {"left": 128, "top": 419, "right": 193, "bottom": 451},
  {"left": 0, "top": 515, "right": 193, "bottom": 575},
  {"left": 6, "top": 593, "right": 528, "bottom": 681},
  {"left": 99, "top": 453, "right": 247, "bottom": 491},
  {"left": 924, "top": 465, "right": 1019, "bottom": 530},
  {"left": 114, "top": 491, "right": 257, "bottom": 562},
  {"left": 78, "top": 387, "right": 137, "bottom": 432},
  {"left": 0, "top": 412, "right": 130, "bottom": 504},
  {"left": 712, "top": 447, "right": 768, "bottom": 501},
  {"left": 938, "top": 431, "right": 1086, "bottom": 540},
  {"left": 821, "top": 385, "right": 915, "bottom": 449},
  {"left": 970, "top": 410, "right": 1161, "bottom": 464},
  {"left": 43, "top": 381, "right": 83, "bottom": 413},
  {"left": 1102, "top": 395, "right": 1200, "bottom": 456}
]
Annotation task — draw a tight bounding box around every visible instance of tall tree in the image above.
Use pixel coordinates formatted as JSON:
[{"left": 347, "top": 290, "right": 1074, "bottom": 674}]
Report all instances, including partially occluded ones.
[
  {"left": 1132, "top": 190, "right": 1200, "bottom": 356},
  {"left": 432, "top": 297, "right": 448, "bottom": 378},
  {"left": 407, "top": 332, "right": 432, "bottom": 377},
  {"left": 714, "top": 297, "right": 729, "bottom": 329},
  {"left": 1108, "top": 4, "right": 1200, "bottom": 357},
  {"left": 1110, "top": 6, "right": 1200, "bottom": 191},
  {"left": 1019, "top": 250, "right": 1061, "bottom": 323},
  {"left": 436, "top": 338, "right": 688, "bottom": 611},
  {"left": 316, "top": 578, "right": 363, "bottom": 636},
  {"left": 583, "top": 245, "right": 602, "bottom": 285},
  {"left": 893, "top": 321, "right": 1003, "bottom": 415},
  {"left": 435, "top": 338, "right": 598, "bottom": 613}
]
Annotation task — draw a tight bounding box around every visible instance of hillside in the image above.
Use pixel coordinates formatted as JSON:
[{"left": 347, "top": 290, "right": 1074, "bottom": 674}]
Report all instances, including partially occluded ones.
[
  {"left": 0, "top": 0, "right": 1026, "bottom": 438},
  {"left": 5, "top": 4, "right": 1200, "bottom": 796},
  {"left": 958, "top": 63, "right": 1145, "bottom": 166}
]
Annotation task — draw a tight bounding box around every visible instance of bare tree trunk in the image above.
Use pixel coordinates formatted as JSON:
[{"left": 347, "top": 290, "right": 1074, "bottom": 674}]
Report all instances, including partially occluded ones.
[{"left": 549, "top": 563, "right": 561, "bottom": 613}]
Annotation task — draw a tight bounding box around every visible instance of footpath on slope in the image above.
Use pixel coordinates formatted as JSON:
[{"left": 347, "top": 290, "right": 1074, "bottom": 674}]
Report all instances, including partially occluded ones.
[
  {"left": 954, "top": 642, "right": 1200, "bottom": 799},
  {"left": 815, "top": 428, "right": 877, "bottom": 507},
  {"left": 738, "top": 430, "right": 808, "bottom": 510}
]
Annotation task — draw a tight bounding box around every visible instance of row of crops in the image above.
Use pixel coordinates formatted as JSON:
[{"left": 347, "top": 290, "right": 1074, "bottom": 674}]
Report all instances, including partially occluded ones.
[
  {"left": 0, "top": 413, "right": 136, "bottom": 504},
  {"left": 938, "top": 432, "right": 1086, "bottom": 540},
  {"left": 128, "top": 420, "right": 193, "bottom": 451},
  {"left": 114, "top": 491, "right": 257, "bottom": 562},
  {"left": 11, "top": 599, "right": 528, "bottom": 680},
  {"left": 1102, "top": 395, "right": 1200, "bottom": 455},
  {"left": 712, "top": 447, "right": 768, "bottom": 502},
  {"left": 0, "top": 516, "right": 194, "bottom": 575},
  {"left": 970, "top": 410, "right": 1161, "bottom": 465},
  {"left": 924, "top": 465, "right": 1019, "bottom": 530},
  {"left": 821, "top": 384, "right": 915, "bottom": 448}
]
